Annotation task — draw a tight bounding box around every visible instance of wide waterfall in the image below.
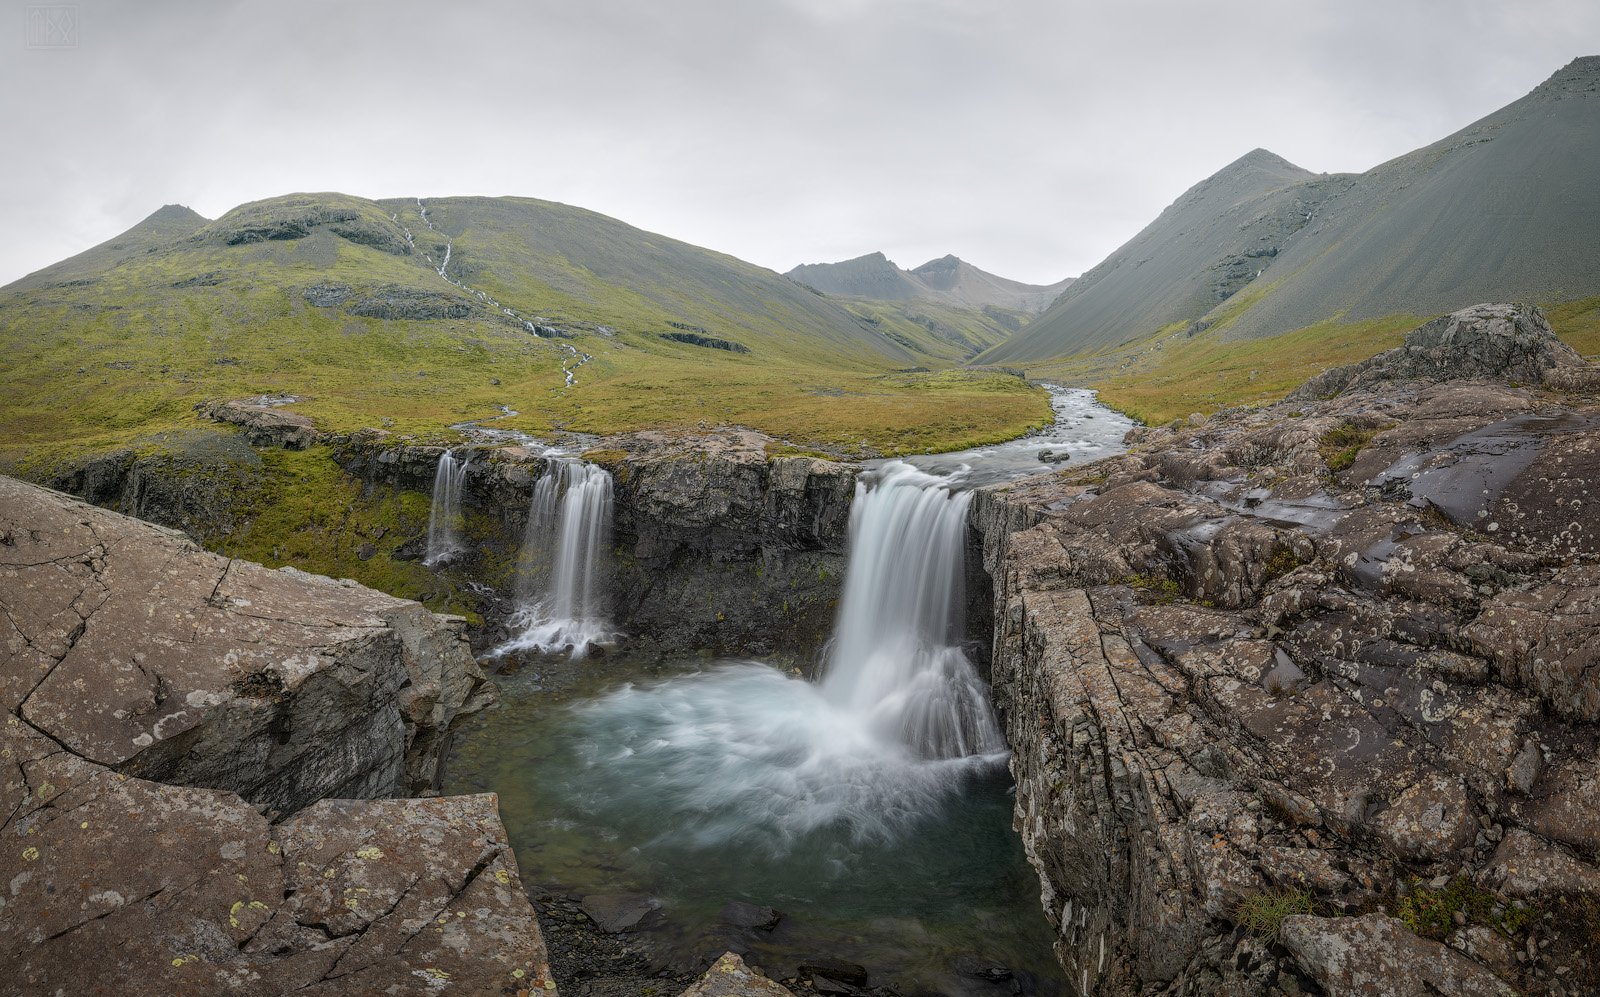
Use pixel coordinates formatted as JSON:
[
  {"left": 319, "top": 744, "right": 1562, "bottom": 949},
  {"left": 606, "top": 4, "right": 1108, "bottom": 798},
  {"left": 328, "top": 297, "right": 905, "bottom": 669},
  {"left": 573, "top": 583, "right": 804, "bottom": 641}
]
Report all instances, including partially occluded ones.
[
  {"left": 496, "top": 457, "right": 616, "bottom": 657},
  {"left": 495, "top": 458, "right": 1007, "bottom": 858},
  {"left": 423, "top": 449, "right": 470, "bottom": 567},
  {"left": 821, "top": 460, "right": 1006, "bottom": 759}
]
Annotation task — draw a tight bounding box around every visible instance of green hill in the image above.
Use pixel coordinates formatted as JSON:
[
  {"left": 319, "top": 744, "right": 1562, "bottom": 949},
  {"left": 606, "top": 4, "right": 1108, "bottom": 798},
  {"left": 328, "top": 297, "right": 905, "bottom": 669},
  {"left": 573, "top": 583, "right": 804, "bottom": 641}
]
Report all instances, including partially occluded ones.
[
  {"left": 983, "top": 56, "right": 1600, "bottom": 373},
  {"left": 0, "top": 193, "right": 1047, "bottom": 470}
]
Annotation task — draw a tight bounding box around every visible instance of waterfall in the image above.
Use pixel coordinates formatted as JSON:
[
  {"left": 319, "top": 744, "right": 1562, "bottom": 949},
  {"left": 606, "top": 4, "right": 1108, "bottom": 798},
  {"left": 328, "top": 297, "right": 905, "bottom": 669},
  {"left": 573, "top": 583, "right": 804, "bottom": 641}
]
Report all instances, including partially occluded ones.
[
  {"left": 423, "top": 450, "right": 471, "bottom": 567},
  {"left": 821, "top": 461, "right": 1005, "bottom": 760},
  {"left": 496, "top": 457, "right": 616, "bottom": 657}
]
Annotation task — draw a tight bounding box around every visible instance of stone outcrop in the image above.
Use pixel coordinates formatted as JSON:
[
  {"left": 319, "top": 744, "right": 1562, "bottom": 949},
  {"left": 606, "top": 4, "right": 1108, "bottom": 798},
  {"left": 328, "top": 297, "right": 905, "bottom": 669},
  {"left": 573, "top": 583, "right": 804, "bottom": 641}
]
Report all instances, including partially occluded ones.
[
  {"left": 0, "top": 475, "right": 548, "bottom": 993},
  {"left": 977, "top": 319, "right": 1600, "bottom": 995},
  {"left": 2, "top": 475, "right": 494, "bottom": 812},
  {"left": 203, "top": 398, "right": 320, "bottom": 449},
  {"left": 347, "top": 284, "right": 476, "bottom": 321},
  {"left": 1292, "top": 302, "right": 1600, "bottom": 400},
  {"left": 1279, "top": 914, "right": 1517, "bottom": 996},
  {"left": 48, "top": 427, "right": 265, "bottom": 542},
  {"left": 678, "top": 953, "right": 795, "bottom": 997}
]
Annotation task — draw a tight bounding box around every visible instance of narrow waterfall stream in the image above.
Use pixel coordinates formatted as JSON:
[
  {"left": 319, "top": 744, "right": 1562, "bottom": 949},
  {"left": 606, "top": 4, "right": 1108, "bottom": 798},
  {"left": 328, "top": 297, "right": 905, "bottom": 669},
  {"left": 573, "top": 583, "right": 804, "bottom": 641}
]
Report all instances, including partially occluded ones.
[
  {"left": 422, "top": 450, "right": 470, "bottom": 566},
  {"left": 493, "top": 458, "right": 617, "bottom": 658},
  {"left": 448, "top": 454, "right": 1069, "bottom": 994}
]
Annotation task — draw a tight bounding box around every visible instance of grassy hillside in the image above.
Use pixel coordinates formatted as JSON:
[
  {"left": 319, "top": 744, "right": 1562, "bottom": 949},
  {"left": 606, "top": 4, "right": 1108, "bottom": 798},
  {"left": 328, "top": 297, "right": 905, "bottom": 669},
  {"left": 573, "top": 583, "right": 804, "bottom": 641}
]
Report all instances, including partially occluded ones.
[
  {"left": 1025, "top": 295, "right": 1600, "bottom": 426},
  {"left": 987, "top": 56, "right": 1600, "bottom": 366},
  {"left": 0, "top": 193, "right": 1049, "bottom": 475}
]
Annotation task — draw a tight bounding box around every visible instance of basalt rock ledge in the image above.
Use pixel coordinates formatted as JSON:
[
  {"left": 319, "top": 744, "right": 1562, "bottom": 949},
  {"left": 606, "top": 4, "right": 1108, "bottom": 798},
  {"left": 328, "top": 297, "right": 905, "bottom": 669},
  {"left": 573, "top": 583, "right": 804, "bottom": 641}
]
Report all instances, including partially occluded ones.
[{"left": 976, "top": 304, "right": 1600, "bottom": 995}]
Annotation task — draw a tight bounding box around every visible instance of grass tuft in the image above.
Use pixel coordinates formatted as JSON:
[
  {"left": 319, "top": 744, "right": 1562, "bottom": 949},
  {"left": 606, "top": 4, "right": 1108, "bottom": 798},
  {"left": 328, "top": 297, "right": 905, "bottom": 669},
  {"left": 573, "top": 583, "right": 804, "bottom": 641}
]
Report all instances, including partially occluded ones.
[{"left": 1235, "top": 888, "right": 1315, "bottom": 939}]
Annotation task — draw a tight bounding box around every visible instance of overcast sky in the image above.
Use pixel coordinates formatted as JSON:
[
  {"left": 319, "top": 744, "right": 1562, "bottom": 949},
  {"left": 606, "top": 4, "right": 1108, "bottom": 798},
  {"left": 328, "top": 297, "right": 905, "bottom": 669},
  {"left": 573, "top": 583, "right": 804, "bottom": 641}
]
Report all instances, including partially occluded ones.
[{"left": 4, "top": 0, "right": 1597, "bottom": 286}]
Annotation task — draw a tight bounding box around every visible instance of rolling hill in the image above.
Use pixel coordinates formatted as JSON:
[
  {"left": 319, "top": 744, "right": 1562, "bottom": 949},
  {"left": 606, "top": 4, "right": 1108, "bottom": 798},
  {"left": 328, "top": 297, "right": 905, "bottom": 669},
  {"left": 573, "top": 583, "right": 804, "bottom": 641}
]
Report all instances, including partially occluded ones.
[
  {"left": 984, "top": 55, "right": 1600, "bottom": 367},
  {"left": 0, "top": 193, "right": 1049, "bottom": 469}
]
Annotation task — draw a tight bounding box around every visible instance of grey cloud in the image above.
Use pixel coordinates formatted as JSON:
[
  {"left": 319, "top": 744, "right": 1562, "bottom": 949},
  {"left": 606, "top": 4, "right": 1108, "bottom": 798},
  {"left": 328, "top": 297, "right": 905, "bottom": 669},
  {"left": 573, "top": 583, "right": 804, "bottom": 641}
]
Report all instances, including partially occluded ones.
[{"left": 3, "top": 0, "right": 1596, "bottom": 286}]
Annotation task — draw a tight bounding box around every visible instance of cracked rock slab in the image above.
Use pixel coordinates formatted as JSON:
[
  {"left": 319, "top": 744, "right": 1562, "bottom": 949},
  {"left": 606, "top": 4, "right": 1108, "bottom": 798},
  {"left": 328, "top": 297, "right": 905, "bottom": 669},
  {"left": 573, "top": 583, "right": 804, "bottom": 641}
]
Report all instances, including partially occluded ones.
[
  {"left": 0, "top": 475, "right": 494, "bottom": 814},
  {"left": 0, "top": 715, "right": 553, "bottom": 995}
]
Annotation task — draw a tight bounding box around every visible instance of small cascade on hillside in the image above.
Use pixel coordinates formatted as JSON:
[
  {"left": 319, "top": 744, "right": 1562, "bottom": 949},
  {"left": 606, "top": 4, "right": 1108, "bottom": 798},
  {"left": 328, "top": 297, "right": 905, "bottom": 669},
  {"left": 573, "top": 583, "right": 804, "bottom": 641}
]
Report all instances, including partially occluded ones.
[
  {"left": 423, "top": 450, "right": 471, "bottom": 567},
  {"left": 495, "top": 458, "right": 616, "bottom": 658},
  {"left": 821, "top": 461, "right": 1006, "bottom": 760}
]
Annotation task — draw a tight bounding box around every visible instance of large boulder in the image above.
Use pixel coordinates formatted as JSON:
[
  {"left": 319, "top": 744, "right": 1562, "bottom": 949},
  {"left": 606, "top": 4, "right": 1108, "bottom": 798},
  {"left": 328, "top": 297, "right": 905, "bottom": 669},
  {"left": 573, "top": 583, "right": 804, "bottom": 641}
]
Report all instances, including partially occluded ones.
[
  {"left": 1291, "top": 303, "right": 1600, "bottom": 400},
  {"left": 678, "top": 953, "right": 794, "bottom": 997},
  {"left": 1, "top": 475, "right": 494, "bottom": 813},
  {"left": 0, "top": 474, "right": 548, "bottom": 993},
  {"left": 1, "top": 717, "right": 553, "bottom": 995}
]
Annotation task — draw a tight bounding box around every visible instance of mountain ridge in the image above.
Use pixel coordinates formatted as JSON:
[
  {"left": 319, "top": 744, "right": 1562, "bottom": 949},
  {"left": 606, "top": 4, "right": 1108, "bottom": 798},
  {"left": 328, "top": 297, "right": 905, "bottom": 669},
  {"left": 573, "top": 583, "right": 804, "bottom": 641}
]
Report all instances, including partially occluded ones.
[
  {"left": 982, "top": 55, "right": 1600, "bottom": 365},
  {"left": 787, "top": 251, "right": 1074, "bottom": 314}
]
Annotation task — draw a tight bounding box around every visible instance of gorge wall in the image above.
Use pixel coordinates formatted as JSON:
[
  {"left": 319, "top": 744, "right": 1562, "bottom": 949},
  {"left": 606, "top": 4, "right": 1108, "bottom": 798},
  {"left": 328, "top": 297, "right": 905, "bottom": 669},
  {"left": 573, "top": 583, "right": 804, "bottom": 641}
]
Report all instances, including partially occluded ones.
[
  {"left": 973, "top": 305, "right": 1600, "bottom": 996},
  {"left": 331, "top": 429, "right": 858, "bottom": 661}
]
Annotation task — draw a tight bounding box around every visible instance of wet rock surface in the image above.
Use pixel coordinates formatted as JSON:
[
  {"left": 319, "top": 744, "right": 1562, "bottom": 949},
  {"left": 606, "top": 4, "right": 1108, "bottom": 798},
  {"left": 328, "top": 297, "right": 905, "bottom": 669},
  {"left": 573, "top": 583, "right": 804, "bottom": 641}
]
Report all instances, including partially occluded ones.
[
  {"left": 1, "top": 476, "right": 544, "bottom": 993},
  {"left": 977, "top": 311, "right": 1600, "bottom": 995},
  {"left": 532, "top": 888, "right": 694, "bottom": 997}
]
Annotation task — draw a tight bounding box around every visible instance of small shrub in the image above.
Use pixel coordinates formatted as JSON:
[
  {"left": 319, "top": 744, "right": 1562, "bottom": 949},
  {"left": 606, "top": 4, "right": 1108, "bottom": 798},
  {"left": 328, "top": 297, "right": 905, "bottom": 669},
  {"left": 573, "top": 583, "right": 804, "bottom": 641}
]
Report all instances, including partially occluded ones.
[
  {"left": 1124, "top": 573, "right": 1182, "bottom": 604},
  {"left": 1393, "top": 877, "right": 1531, "bottom": 940},
  {"left": 1235, "top": 888, "right": 1314, "bottom": 939},
  {"left": 1262, "top": 545, "right": 1304, "bottom": 581},
  {"left": 1319, "top": 421, "right": 1395, "bottom": 473}
]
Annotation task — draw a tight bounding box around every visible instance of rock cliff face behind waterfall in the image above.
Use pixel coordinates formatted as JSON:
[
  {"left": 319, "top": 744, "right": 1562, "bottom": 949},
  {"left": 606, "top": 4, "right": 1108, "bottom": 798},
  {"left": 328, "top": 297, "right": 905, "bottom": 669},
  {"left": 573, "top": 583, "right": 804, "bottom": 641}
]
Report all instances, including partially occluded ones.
[
  {"left": 334, "top": 428, "right": 858, "bottom": 659},
  {"left": 975, "top": 305, "right": 1600, "bottom": 996}
]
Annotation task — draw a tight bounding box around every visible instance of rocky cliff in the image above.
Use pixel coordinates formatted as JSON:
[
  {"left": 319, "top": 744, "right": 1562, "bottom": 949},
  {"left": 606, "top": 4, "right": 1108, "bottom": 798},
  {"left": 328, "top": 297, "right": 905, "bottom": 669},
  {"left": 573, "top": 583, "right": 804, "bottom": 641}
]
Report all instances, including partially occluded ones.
[
  {"left": 975, "top": 305, "right": 1600, "bottom": 995},
  {"left": 0, "top": 476, "right": 551, "bottom": 993},
  {"left": 592, "top": 430, "right": 854, "bottom": 658},
  {"left": 332, "top": 428, "right": 856, "bottom": 659}
]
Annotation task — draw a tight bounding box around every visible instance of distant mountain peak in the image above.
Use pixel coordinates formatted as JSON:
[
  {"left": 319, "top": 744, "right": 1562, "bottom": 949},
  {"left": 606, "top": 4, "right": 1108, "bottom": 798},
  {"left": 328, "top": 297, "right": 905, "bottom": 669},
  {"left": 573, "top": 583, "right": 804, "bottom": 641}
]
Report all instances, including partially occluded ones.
[
  {"left": 1534, "top": 54, "right": 1600, "bottom": 96},
  {"left": 980, "top": 54, "right": 1600, "bottom": 365},
  {"left": 1218, "top": 148, "right": 1312, "bottom": 179},
  {"left": 149, "top": 203, "right": 206, "bottom": 223},
  {"left": 787, "top": 252, "right": 1072, "bottom": 314}
]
